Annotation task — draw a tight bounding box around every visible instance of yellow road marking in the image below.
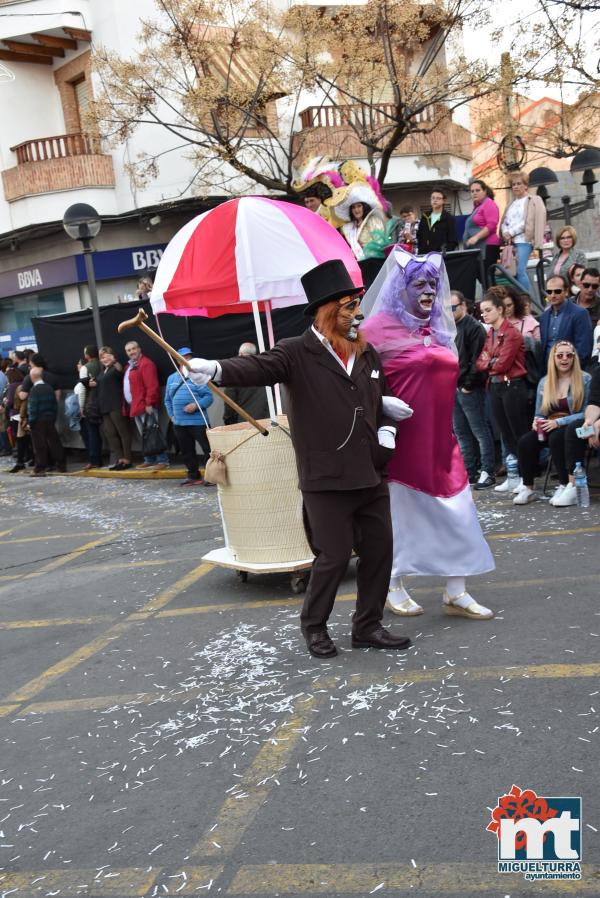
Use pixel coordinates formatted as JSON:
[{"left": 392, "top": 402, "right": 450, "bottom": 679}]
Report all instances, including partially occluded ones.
[
  {"left": 488, "top": 524, "right": 600, "bottom": 541},
  {"left": 5, "top": 620, "right": 133, "bottom": 703},
  {"left": 315, "top": 661, "right": 600, "bottom": 690},
  {"left": 0, "top": 865, "right": 223, "bottom": 896},
  {"left": 227, "top": 862, "right": 600, "bottom": 894},
  {"left": 1, "top": 561, "right": 213, "bottom": 706},
  {"left": 0, "top": 703, "right": 21, "bottom": 718},
  {"left": 0, "top": 572, "right": 594, "bottom": 633},
  {"left": 0, "top": 866, "right": 158, "bottom": 896},
  {"left": 0, "top": 557, "right": 180, "bottom": 584},
  {"left": 15, "top": 661, "right": 600, "bottom": 717},
  {"left": 168, "top": 864, "right": 224, "bottom": 896},
  {"left": 23, "top": 534, "right": 116, "bottom": 578},
  {"left": 138, "top": 561, "right": 213, "bottom": 612},
  {"left": 0, "top": 534, "right": 116, "bottom": 597},
  {"left": 158, "top": 571, "right": 599, "bottom": 618},
  {"left": 22, "top": 691, "right": 177, "bottom": 714},
  {"left": 158, "top": 596, "right": 305, "bottom": 617},
  {"left": 0, "top": 614, "right": 112, "bottom": 630},
  {"left": 1, "top": 530, "right": 100, "bottom": 544},
  {"left": 191, "top": 697, "right": 316, "bottom": 859}
]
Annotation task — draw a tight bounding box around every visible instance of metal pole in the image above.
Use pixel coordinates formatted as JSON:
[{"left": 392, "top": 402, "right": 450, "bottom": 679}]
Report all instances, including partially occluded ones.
[
  {"left": 82, "top": 236, "right": 103, "bottom": 348},
  {"left": 561, "top": 196, "right": 572, "bottom": 225}
]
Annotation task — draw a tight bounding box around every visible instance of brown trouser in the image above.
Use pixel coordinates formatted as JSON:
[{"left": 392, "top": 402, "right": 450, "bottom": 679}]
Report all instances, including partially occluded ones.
[
  {"left": 301, "top": 480, "right": 392, "bottom": 638},
  {"left": 29, "top": 419, "right": 65, "bottom": 471},
  {"left": 102, "top": 410, "right": 132, "bottom": 461}
]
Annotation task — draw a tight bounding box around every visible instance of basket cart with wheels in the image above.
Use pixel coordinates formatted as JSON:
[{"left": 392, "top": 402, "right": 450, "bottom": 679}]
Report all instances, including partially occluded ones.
[{"left": 200, "top": 416, "right": 313, "bottom": 594}]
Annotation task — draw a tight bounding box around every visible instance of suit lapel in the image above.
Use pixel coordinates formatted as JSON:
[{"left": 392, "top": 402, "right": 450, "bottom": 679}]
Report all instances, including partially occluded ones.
[
  {"left": 351, "top": 350, "right": 371, "bottom": 382},
  {"left": 304, "top": 327, "right": 353, "bottom": 381},
  {"left": 315, "top": 346, "right": 353, "bottom": 381}
]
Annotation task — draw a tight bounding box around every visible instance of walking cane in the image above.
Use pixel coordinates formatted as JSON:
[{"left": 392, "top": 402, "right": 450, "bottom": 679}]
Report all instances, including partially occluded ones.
[{"left": 117, "top": 308, "right": 269, "bottom": 436}]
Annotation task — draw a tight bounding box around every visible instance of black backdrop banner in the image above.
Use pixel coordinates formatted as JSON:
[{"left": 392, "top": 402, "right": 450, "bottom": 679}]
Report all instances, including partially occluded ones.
[
  {"left": 32, "top": 300, "right": 308, "bottom": 389},
  {"left": 443, "top": 249, "right": 483, "bottom": 300}
]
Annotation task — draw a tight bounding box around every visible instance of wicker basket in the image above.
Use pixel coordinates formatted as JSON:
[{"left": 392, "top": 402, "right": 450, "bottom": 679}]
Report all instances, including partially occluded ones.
[{"left": 207, "top": 416, "right": 313, "bottom": 565}]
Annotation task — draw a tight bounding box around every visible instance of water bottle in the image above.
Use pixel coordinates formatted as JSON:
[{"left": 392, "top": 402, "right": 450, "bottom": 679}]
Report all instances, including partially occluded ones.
[
  {"left": 574, "top": 462, "right": 590, "bottom": 508},
  {"left": 506, "top": 454, "right": 519, "bottom": 491}
]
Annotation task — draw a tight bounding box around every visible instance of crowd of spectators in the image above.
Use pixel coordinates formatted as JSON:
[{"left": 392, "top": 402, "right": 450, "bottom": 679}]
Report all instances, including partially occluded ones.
[
  {"left": 452, "top": 238, "right": 600, "bottom": 507},
  {"left": 2, "top": 189, "right": 599, "bottom": 505},
  {"left": 0, "top": 336, "right": 274, "bottom": 486}
]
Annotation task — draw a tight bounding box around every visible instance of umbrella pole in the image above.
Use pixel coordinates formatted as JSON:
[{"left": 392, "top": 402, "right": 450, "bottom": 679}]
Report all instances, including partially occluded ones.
[
  {"left": 251, "top": 301, "right": 277, "bottom": 420},
  {"left": 264, "top": 301, "right": 283, "bottom": 415}
]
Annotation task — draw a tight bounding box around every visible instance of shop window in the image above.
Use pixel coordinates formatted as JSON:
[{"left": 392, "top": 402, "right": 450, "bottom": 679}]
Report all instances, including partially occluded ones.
[{"left": 0, "top": 291, "right": 65, "bottom": 334}]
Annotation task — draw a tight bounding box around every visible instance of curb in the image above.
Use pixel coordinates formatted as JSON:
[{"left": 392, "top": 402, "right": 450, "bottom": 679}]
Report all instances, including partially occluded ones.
[{"left": 71, "top": 466, "right": 193, "bottom": 480}]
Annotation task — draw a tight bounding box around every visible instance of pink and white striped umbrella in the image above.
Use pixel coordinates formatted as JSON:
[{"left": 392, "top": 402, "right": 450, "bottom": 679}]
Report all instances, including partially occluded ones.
[{"left": 150, "top": 196, "right": 362, "bottom": 317}]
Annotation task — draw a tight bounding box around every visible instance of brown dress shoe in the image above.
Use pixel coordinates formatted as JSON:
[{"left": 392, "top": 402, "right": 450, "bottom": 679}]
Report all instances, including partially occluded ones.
[
  {"left": 303, "top": 628, "right": 338, "bottom": 658},
  {"left": 352, "top": 626, "right": 411, "bottom": 650}
]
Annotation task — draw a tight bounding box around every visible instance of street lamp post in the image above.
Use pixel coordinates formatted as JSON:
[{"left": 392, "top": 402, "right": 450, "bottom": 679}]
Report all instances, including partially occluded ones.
[
  {"left": 63, "top": 203, "right": 104, "bottom": 349},
  {"left": 529, "top": 148, "right": 600, "bottom": 224}
]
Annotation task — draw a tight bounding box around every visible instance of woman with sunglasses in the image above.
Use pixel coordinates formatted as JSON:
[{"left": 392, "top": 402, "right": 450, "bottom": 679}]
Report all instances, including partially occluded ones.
[{"left": 514, "top": 341, "right": 591, "bottom": 505}]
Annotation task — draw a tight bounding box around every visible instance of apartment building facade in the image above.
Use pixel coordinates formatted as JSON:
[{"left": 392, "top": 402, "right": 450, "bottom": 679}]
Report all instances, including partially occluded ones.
[{"left": 0, "top": 0, "right": 473, "bottom": 351}]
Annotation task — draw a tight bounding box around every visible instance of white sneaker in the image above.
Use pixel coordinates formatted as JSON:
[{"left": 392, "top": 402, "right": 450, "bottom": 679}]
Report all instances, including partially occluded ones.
[
  {"left": 493, "top": 478, "right": 523, "bottom": 494},
  {"left": 549, "top": 484, "right": 566, "bottom": 506},
  {"left": 511, "top": 478, "right": 524, "bottom": 494},
  {"left": 552, "top": 482, "right": 577, "bottom": 507},
  {"left": 513, "top": 486, "right": 536, "bottom": 505}
]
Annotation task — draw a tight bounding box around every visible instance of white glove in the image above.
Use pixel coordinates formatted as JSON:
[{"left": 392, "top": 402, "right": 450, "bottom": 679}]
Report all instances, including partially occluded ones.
[
  {"left": 382, "top": 396, "right": 413, "bottom": 421},
  {"left": 377, "top": 426, "right": 396, "bottom": 450},
  {"left": 187, "top": 358, "right": 218, "bottom": 385}
]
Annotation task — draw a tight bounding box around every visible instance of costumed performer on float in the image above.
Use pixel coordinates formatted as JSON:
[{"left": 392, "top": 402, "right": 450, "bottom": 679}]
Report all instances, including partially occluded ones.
[
  {"left": 291, "top": 155, "right": 346, "bottom": 228},
  {"left": 360, "top": 249, "right": 496, "bottom": 620},
  {"left": 188, "top": 259, "right": 414, "bottom": 658}
]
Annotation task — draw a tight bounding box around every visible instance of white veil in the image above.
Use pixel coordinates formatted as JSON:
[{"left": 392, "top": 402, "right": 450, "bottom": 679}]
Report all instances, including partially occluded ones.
[{"left": 361, "top": 248, "right": 457, "bottom": 356}]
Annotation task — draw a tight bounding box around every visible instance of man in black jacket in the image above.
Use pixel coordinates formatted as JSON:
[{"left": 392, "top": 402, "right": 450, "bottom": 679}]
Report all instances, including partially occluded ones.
[
  {"left": 417, "top": 187, "right": 458, "bottom": 254},
  {"left": 189, "top": 260, "right": 413, "bottom": 659},
  {"left": 27, "top": 367, "right": 66, "bottom": 477},
  {"left": 452, "top": 292, "right": 496, "bottom": 489}
]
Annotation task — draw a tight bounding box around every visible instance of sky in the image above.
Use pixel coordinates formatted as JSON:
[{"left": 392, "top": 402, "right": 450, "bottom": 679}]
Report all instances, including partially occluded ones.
[{"left": 462, "top": 0, "right": 599, "bottom": 103}]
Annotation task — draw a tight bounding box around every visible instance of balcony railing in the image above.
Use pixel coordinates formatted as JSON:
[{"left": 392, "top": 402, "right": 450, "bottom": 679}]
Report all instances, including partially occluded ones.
[
  {"left": 295, "top": 103, "right": 471, "bottom": 162},
  {"left": 10, "top": 132, "right": 103, "bottom": 165},
  {"left": 299, "top": 103, "right": 435, "bottom": 131},
  {"left": 2, "top": 131, "right": 115, "bottom": 202}
]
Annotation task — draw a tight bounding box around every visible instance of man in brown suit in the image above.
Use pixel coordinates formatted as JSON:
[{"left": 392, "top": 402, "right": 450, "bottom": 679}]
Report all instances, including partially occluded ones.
[{"left": 189, "top": 260, "right": 412, "bottom": 658}]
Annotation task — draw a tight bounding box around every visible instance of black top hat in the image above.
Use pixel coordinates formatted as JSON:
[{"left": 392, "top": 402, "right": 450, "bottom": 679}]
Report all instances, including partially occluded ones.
[{"left": 301, "top": 259, "right": 363, "bottom": 317}]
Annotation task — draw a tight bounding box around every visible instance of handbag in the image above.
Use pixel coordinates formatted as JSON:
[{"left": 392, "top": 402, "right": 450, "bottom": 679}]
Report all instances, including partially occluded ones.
[
  {"left": 142, "top": 413, "right": 167, "bottom": 457},
  {"left": 500, "top": 243, "right": 517, "bottom": 276}
]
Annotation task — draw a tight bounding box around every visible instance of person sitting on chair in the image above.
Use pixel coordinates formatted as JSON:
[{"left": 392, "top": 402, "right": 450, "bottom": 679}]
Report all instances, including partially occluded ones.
[{"left": 515, "top": 341, "right": 591, "bottom": 506}]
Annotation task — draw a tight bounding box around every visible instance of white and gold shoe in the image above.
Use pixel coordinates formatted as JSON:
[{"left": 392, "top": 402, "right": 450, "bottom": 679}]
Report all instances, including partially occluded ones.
[
  {"left": 386, "top": 585, "right": 424, "bottom": 616},
  {"left": 442, "top": 590, "right": 494, "bottom": 620}
]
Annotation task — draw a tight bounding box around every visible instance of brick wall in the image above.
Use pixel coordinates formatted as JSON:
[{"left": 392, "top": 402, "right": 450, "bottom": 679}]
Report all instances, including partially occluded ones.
[
  {"left": 2, "top": 154, "right": 116, "bottom": 202},
  {"left": 54, "top": 51, "right": 92, "bottom": 132}
]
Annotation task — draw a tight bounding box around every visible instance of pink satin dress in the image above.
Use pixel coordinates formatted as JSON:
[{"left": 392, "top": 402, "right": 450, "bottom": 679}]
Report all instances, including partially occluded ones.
[{"left": 364, "top": 316, "right": 495, "bottom": 577}]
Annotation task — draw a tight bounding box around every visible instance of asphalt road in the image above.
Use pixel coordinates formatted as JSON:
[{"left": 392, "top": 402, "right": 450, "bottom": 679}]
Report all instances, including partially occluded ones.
[{"left": 0, "top": 463, "right": 599, "bottom": 898}]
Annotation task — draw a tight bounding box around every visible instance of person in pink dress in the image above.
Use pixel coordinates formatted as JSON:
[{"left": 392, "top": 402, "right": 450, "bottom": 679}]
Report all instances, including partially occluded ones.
[{"left": 361, "top": 249, "right": 495, "bottom": 620}]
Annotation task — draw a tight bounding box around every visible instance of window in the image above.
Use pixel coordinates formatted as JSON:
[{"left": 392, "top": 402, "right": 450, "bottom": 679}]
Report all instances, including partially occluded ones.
[{"left": 72, "top": 76, "right": 90, "bottom": 130}]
